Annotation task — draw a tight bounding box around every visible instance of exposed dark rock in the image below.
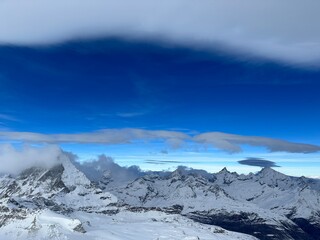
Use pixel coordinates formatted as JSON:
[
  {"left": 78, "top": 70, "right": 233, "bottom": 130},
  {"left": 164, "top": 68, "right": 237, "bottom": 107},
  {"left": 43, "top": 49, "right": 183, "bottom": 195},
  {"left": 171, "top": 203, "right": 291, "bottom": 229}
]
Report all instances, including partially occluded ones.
[
  {"left": 186, "top": 212, "right": 313, "bottom": 240},
  {"left": 73, "top": 223, "right": 86, "bottom": 233}
]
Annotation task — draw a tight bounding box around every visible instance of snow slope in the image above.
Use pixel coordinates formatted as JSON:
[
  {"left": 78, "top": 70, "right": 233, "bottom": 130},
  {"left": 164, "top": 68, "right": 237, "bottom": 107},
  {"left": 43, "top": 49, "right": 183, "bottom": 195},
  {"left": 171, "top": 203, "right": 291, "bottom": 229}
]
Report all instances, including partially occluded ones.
[{"left": 0, "top": 210, "right": 257, "bottom": 240}]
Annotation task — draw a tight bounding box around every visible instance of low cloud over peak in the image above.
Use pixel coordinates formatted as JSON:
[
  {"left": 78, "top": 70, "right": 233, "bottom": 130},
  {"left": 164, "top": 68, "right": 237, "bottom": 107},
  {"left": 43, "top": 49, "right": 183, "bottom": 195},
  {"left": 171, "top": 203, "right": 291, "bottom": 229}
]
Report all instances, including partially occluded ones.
[
  {"left": 0, "top": 144, "right": 61, "bottom": 174},
  {"left": 0, "top": 0, "right": 320, "bottom": 65},
  {"left": 0, "top": 129, "right": 319, "bottom": 154}
]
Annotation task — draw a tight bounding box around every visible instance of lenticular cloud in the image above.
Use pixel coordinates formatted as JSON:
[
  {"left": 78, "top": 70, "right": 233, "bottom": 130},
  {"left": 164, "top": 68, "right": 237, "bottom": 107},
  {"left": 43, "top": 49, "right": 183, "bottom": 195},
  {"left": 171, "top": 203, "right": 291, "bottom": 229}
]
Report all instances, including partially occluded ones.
[{"left": 0, "top": 0, "right": 319, "bottom": 64}]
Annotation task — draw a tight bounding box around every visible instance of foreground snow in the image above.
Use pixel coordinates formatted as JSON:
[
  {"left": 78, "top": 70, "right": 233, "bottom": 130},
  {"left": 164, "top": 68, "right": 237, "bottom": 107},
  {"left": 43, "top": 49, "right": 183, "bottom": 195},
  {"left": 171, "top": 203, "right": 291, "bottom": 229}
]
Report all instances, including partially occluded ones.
[{"left": 0, "top": 210, "right": 257, "bottom": 240}]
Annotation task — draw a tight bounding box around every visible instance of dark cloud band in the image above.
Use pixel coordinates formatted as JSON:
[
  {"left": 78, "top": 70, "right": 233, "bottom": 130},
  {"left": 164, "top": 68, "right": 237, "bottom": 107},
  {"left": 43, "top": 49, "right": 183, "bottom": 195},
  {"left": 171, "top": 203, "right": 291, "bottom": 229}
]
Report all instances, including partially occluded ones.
[{"left": 238, "top": 158, "right": 280, "bottom": 168}]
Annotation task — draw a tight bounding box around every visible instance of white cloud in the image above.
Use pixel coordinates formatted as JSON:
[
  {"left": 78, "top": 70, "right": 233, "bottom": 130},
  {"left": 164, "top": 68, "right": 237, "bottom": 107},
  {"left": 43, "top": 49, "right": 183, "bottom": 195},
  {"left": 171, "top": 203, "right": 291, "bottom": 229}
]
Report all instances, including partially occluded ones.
[
  {"left": 0, "top": 129, "right": 319, "bottom": 154},
  {"left": 0, "top": 0, "right": 319, "bottom": 64},
  {"left": 309, "top": 176, "right": 320, "bottom": 179},
  {"left": 0, "top": 129, "right": 189, "bottom": 148},
  {"left": 194, "top": 132, "right": 320, "bottom": 153},
  {"left": 74, "top": 154, "right": 144, "bottom": 184},
  {"left": 0, "top": 144, "right": 61, "bottom": 174}
]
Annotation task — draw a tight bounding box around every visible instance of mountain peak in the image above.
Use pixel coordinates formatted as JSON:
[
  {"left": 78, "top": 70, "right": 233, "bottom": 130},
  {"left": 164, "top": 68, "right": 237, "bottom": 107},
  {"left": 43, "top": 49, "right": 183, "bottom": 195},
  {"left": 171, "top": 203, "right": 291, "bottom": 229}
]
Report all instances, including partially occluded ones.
[
  {"left": 58, "top": 154, "right": 92, "bottom": 188},
  {"left": 257, "top": 167, "right": 282, "bottom": 176},
  {"left": 169, "top": 169, "right": 184, "bottom": 180},
  {"left": 219, "top": 167, "right": 230, "bottom": 174},
  {"left": 216, "top": 167, "right": 239, "bottom": 177},
  {"left": 254, "top": 166, "right": 292, "bottom": 189}
]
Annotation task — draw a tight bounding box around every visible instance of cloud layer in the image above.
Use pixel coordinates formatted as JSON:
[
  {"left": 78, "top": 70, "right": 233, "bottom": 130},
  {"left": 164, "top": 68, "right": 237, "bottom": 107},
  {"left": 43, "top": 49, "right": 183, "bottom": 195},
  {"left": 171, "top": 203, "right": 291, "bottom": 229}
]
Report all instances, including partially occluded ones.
[
  {"left": 74, "top": 154, "right": 144, "bottom": 185},
  {"left": 0, "top": 144, "right": 61, "bottom": 174},
  {"left": 0, "top": 0, "right": 319, "bottom": 64},
  {"left": 0, "top": 129, "right": 189, "bottom": 148},
  {"left": 0, "top": 129, "right": 319, "bottom": 154},
  {"left": 194, "top": 132, "right": 320, "bottom": 153}
]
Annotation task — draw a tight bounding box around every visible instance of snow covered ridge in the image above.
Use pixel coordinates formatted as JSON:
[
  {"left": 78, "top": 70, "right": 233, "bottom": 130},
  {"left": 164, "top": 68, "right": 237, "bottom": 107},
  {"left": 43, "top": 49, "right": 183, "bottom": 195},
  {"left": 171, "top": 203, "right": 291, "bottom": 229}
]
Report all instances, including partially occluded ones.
[
  {"left": 103, "top": 167, "right": 320, "bottom": 240},
  {"left": 0, "top": 154, "right": 257, "bottom": 240},
  {"left": 1, "top": 153, "right": 320, "bottom": 240}
]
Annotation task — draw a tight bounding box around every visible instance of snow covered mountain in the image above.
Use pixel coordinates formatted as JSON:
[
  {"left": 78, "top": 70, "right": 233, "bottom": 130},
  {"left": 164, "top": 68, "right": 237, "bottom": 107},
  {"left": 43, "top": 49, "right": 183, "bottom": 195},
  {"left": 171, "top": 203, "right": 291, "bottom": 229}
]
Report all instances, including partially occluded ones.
[
  {"left": 104, "top": 166, "right": 320, "bottom": 240},
  {"left": 1, "top": 153, "right": 320, "bottom": 239},
  {"left": 0, "top": 154, "right": 257, "bottom": 240},
  {"left": 0, "top": 154, "right": 117, "bottom": 216}
]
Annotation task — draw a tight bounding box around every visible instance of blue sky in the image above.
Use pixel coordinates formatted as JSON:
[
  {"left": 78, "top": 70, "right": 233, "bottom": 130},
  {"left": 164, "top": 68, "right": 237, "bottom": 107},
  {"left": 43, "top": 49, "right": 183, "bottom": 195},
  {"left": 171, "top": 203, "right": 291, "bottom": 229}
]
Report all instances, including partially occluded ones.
[
  {"left": 0, "top": 0, "right": 320, "bottom": 176},
  {"left": 0, "top": 39, "right": 320, "bottom": 176}
]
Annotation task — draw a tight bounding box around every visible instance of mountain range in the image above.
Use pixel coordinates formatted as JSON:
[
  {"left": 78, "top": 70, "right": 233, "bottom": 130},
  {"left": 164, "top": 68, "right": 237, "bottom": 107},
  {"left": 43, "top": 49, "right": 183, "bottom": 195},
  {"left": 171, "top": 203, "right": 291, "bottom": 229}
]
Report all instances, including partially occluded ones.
[{"left": 0, "top": 153, "right": 319, "bottom": 240}]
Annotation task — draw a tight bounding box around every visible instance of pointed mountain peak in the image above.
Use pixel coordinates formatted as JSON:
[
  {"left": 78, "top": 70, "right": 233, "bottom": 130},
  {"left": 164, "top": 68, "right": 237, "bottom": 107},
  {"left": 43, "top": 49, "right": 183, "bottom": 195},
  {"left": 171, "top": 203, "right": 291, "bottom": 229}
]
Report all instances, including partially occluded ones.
[
  {"left": 213, "top": 167, "right": 238, "bottom": 185},
  {"left": 217, "top": 167, "right": 238, "bottom": 176},
  {"left": 255, "top": 167, "right": 291, "bottom": 188},
  {"left": 219, "top": 167, "right": 230, "bottom": 174},
  {"left": 258, "top": 167, "right": 282, "bottom": 176},
  {"left": 256, "top": 167, "right": 288, "bottom": 180},
  {"left": 57, "top": 154, "right": 91, "bottom": 188},
  {"left": 170, "top": 168, "right": 183, "bottom": 178}
]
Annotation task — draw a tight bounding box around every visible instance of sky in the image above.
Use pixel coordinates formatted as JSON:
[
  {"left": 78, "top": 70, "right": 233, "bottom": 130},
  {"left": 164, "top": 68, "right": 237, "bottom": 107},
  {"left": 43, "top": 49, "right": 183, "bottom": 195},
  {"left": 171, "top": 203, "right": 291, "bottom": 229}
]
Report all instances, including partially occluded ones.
[{"left": 0, "top": 0, "right": 320, "bottom": 177}]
